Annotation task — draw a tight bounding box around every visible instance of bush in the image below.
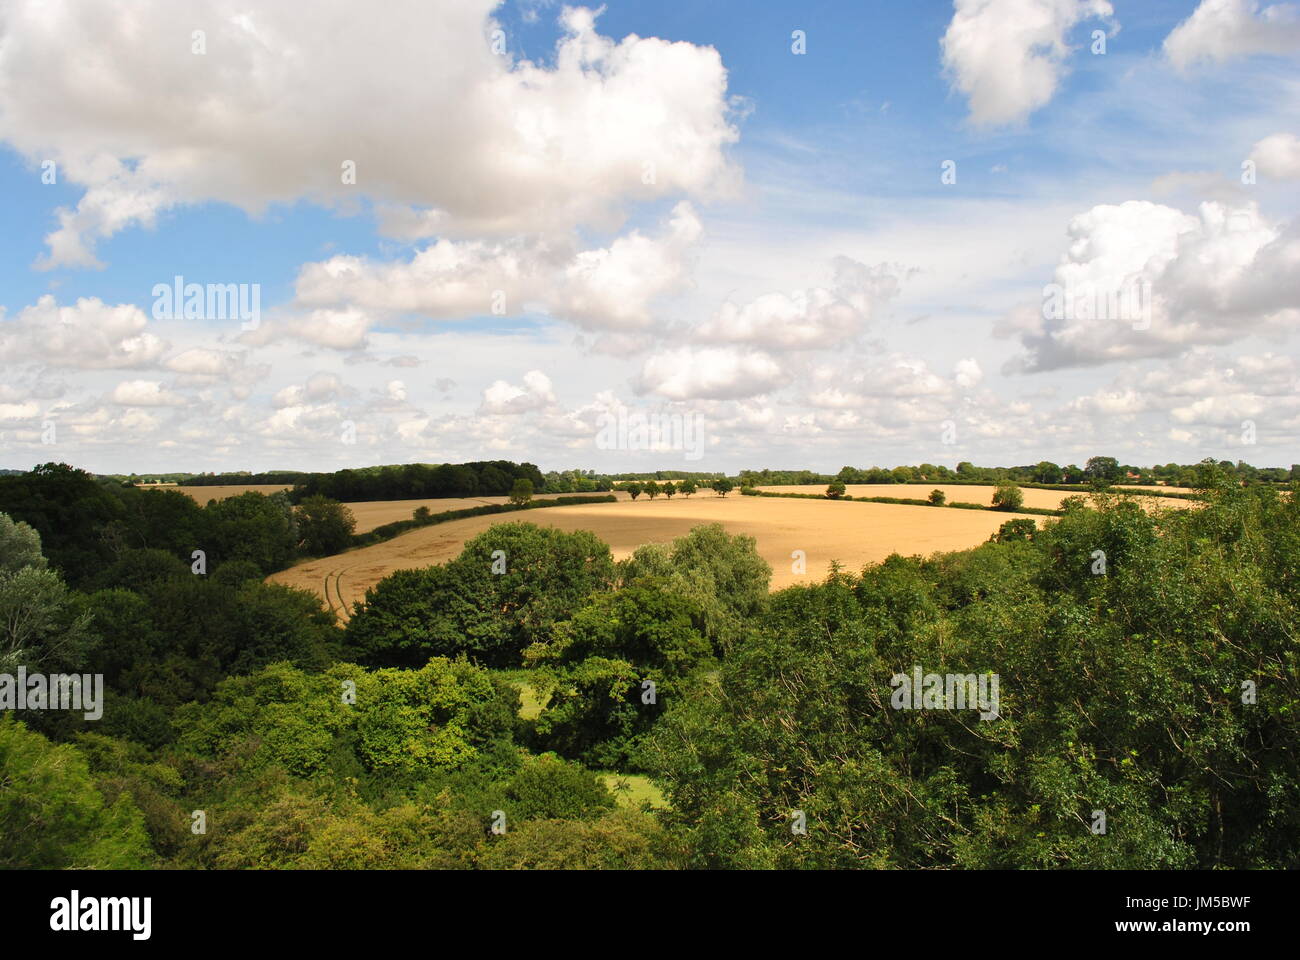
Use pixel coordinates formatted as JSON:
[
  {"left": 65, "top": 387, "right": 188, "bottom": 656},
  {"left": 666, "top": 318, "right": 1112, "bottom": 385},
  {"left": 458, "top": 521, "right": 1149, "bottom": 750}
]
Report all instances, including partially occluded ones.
[
  {"left": 991, "top": 482, "right": 1024, "bottom": 511},
  {"left": 928, "top": 489, "right": 947, "bottom": 506}
]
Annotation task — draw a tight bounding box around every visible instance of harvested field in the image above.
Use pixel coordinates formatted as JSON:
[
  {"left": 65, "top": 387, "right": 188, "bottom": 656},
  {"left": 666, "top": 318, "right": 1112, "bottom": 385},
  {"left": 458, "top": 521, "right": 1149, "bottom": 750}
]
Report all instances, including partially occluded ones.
[
  {"left": 141, "top": 483, "right": 293, "bottom": 501},
  {"left": 343, "top": 491, "right": 632, "bottom": 533},
  {"left": 756, "top": 483, "right": 1196, "bottom": 510},
  {"left": 270, "top": 494, "right": 1042, "bottom": 620}
]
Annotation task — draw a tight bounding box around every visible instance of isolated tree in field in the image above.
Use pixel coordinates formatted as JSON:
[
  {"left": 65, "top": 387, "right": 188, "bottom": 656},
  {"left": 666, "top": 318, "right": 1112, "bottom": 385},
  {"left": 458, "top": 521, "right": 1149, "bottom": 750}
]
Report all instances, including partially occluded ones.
[
  {"left": 679, "top": 479, "right": 697, "bottom": 497},
  {"left": 627, "top": 483, "right": 643, "bottom": 500},
  {"left": 645, "top": 481, "right": 661, "bottom": 500},
  {"left": 991, "top": 482, "right": 1023, "bottom": 511},
  {"left": 928, "top": 489, "right": 946, "bottom": 506},
  {"left": 294, "top": 495, "right": 356, "bottom": 555},
  {"left": 711, "top": 478, "right": 733, "bottom": 497},
  {"left": 509, "top": 478, "right": 534, "bottom": 506},
  {"left": 663, "top": 482, "right": 676, "bottom": 498},
  {"left": 826, "top": 482, "right": 846, "bottom": 499}
]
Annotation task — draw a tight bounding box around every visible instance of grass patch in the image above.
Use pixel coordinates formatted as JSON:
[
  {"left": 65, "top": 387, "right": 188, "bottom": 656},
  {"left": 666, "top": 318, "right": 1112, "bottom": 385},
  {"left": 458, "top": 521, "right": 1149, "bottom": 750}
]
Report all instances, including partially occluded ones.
[
  {"left": 495, "top": 669, "right": 551, "bottom": 720},
  {"left": 596, "top": 773, "right": 669, "bottom": 810}
]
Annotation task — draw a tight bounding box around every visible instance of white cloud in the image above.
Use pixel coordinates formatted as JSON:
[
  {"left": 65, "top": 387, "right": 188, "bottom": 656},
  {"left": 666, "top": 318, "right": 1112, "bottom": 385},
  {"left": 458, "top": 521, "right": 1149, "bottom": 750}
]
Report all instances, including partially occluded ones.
[
  {"left": 635, "top": 347, "right": 788, "bottom": 400},
  {"left": 290, "top": 202, "right": 702, "bottom": 336},
  {"left": 110, "top": 380, "right": 188, "bottom": 406},
  {"left": 272, "top": 373, "right": 345, "bottom": 408},
  {"left": 1250, "top": 133, "right": 1300, "bottom": 179},
  {"left": 0, "top": 296, "right": 167, "bottom": 369},
  {"left": 1004, "top": 200, "right": 1300, "bottom": 371},
  {"left": 1164, "top": 0, "right": 1300, "bottom": 70},
  {"left": 693, "top": 257, "right": 904, "bottom": 350},
  {"left": 479, "top": 370, "right": 556, "bottom": 414},
  {"left": 0, "top": 1, "right": 738, "bottom": 267},
  {"left": 941, "top": 0, "right": 1114, "bottom": 128}
]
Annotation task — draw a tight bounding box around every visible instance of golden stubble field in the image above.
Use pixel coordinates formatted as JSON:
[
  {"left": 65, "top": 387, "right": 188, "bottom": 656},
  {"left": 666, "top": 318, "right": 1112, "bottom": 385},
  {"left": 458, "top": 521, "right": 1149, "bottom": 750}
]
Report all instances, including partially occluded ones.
[
  {"left": 148, "top": 485, "right": 628, "bottom": 532},
  {"left": 270, "top": 494, "right": 1044, "bottom": 621},
  {"left": 757, "top": 483, "right": 1195, "bottom": 510},
  {"left": 140, "top": 484, "right": 293, "bottom": 501}
]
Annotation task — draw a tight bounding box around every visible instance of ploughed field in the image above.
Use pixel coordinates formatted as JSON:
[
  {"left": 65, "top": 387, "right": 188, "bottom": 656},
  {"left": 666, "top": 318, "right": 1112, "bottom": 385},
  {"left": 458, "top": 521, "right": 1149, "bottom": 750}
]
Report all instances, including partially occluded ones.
[
  {"left": 270, "top": 493, "right": 1043, "bottom": 621},
  {"left": 757, "top": 483, "right": 1196, "bottom": 510}
]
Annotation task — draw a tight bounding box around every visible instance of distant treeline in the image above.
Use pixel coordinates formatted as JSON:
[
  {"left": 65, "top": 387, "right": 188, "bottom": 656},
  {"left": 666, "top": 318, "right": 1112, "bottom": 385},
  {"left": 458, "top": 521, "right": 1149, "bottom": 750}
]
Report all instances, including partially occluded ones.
[
  {"left": 740, "top": 487, "right": 1063, "bottom": 515},
  {"left": 165, "top": 462, "right": 617, "bottom": 502},
  {"left": 743, "top": 456, "right": 1300, "bottom": 488},
  {"left": 82, "top": 455, "right": 1300, "bottom": 499}
]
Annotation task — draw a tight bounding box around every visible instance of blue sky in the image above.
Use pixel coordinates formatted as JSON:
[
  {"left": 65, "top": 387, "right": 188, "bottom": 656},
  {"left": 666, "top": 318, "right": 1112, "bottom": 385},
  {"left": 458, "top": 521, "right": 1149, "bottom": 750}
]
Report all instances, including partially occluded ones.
[{"left": 1, "top": 0, "right": 1298, "bottom": 474}]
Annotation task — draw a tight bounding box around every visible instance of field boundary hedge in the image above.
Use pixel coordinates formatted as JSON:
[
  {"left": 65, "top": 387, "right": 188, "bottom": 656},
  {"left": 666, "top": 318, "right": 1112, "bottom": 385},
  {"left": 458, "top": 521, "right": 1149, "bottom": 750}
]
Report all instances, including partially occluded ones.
[
  {"left": 348, "top": 495, "right": 618, "bottom": 549},
  {"left": 739, "top": 487, "right": 1062, "bottom": 516},
  {"left": 752, "top": 479, "right": 1201, "bottom": 501}
]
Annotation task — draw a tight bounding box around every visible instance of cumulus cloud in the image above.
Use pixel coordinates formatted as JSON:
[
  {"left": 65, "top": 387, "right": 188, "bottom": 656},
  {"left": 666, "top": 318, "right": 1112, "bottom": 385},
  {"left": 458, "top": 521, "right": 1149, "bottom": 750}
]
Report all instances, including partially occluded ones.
[
  {"left": 693, "top": 257, "right": 905, "bottom": 350},
  {"left": 635, "top": 347, "right": 788, "bottom": 400},
  {"left": 479, "top": 370, "right": 556, "bottom": 414},
  {"left": 0, "top": 1, "right": 738, "bottom": 268},
  {"left": 1003, "top": 200, "right": 1300, "bottom": 371},
  {"left": 272, "top": 373, "right": 346, "bottom": 408},
  {"left": 941, "top": 0, "right": 1115, "bottom": 128},
  {"left": 0, "top": 296, "right": 167, "bottom": 369},
  {"left": 290, "top": 202, "right": 702, "bottom": 337},
  {"left": 110, "top": 380, "right": 188, "bottom": 407},
  {"left": 1164, "top": 0, "right": 1300, "bottom": 70},
  {"left": 1250, "top": 133, "right": 1300, "bottom": 179}
]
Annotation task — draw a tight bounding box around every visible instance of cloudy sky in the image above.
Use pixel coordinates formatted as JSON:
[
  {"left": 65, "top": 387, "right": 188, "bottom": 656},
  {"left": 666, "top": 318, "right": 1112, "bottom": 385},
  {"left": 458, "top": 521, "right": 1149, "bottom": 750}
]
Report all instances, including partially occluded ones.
[{"left": 1, "top": 0, "right": 1298, "bottom": 475}]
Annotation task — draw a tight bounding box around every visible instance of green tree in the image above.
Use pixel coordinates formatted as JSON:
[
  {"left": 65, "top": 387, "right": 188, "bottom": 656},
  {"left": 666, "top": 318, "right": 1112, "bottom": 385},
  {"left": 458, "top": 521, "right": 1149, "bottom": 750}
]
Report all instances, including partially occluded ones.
[
  {"left": 928, "top": 489, "right": 947, "bottom": 506},
  {"left": 1085, "top": 456, "right": 1122, "bottom": 485},
  {"left": 991, "top": 482, "right": 1024, "bottom": 511},
  {"left": 1033, "top": 461, "right": 1063, "bottom": 484},
  {"left": 679, "top": 479, "right": 697, "bottom": 497},
  {"left": 346, "top": 523, "right": 616, "bottom": 668},
  {"left": 993, "top": 517, "right": 1036, "bottom": 542},
  {"left": 826, "top": 482, "right": 847, "bottom": 499},
  {"left": 663, "top": 481, "right": 676, "bottom": 498},
  {"left": 0, "top": 512, "right": 46, "bottom": 574},
  {"left": 0, "top": 718, "right": 151, "bottom": 869},
  {"left": 205, "top": 491, "right": 297, "bottom": 572},
  {"left": 711, "top": 478, "right": 734, "bottom": 497},
  {"left": 509, "top": 478, "right": 534, "bottom": 506},
  {"left": 295, "top": 495, "right": 357, "bottom": 555},
  {"left": 627, "top": 483, "right": 643, "bottom": 501}
]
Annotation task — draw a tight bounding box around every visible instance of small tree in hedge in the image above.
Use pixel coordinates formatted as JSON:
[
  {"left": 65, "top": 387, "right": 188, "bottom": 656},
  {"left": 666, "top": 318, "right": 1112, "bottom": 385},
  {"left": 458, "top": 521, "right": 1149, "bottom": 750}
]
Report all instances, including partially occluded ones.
[
  {"left": 509, "top": 478, "right": 534, "bottom": 506},
  {"left": 826, "top": 481, "right": 847, "bottom": 499},
  {"left": 991, "top": 482, "right": 1024, "bottom": 511},
  {"left": 928, "top": 489, "right": 946, "bottom": 506}
]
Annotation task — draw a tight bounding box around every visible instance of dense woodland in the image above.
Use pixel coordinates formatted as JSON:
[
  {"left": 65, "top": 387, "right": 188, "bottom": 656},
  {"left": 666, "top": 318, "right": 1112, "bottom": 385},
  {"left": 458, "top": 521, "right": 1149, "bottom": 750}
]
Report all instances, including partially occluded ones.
[{"left": 0, "top": 461, "right": 1297, "bottom": 868}]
